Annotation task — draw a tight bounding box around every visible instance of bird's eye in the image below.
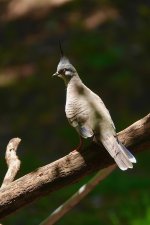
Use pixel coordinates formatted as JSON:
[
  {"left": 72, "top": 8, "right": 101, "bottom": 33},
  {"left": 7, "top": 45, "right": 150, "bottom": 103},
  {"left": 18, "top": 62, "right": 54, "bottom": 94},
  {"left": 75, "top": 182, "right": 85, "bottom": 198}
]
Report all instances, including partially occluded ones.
[
  {"left": 58, "top": 68, "right": 72, "bottom": 75},
  {"left": 64, "top": 68, "right": 71, "bottom": 72},
  {"left": 58, "top": 69, "right": 65, "bottom": 74},
  {"left": 62, "top": 68, "right": 71, "bottom": 73}
]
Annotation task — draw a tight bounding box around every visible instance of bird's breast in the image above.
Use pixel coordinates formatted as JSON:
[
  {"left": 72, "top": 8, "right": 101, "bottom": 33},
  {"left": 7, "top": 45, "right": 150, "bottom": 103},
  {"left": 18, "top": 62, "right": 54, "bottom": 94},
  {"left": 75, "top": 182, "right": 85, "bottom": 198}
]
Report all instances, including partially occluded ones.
[{"left": 65, "top": 99, "right": 88, "bottom": 118}]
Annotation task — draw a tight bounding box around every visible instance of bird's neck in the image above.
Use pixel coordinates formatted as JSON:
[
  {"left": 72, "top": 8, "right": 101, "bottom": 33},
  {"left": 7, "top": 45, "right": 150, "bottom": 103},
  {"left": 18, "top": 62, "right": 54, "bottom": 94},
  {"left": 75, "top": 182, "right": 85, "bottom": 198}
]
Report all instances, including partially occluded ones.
[
  {"left": 66, "top": 75, "right": 82, "bottom": 87},
  {"left": 66, "top": 75, "right": 84, "bottom": 100}
]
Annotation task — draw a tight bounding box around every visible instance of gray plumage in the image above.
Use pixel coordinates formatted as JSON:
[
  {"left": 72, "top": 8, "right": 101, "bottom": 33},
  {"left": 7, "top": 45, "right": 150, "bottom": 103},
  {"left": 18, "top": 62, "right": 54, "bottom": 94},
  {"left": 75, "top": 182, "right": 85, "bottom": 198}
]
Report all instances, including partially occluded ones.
[{"left": 53, "top": 56, "right": 136, "bottom": 170}]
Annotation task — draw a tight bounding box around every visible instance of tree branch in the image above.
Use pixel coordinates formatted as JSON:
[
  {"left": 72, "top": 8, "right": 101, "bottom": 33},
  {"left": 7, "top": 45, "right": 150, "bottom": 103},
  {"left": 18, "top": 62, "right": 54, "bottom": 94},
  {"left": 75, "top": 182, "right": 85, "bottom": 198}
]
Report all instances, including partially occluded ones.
[
  {"left": 0, "top": 114, "right": 150, "bottom": 219},
  {"left": 1, "top": 138, "right": 21, "bottom": 189}
]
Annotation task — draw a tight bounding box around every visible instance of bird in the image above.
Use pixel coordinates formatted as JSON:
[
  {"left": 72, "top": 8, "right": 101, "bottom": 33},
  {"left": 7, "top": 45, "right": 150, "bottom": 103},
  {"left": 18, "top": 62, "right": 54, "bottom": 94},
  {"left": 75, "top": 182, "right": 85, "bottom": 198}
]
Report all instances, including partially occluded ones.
[{"left": 53, "top": 45, "right": 136, "bottom": 170}]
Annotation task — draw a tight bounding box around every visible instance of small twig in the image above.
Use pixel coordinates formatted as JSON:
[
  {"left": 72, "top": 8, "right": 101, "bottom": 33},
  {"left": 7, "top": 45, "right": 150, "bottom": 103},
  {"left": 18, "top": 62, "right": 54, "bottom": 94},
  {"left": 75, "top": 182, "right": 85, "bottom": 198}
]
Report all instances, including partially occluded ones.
[
  {"left": 39, "top": 164, "right": 116, "bottom": 225},
  {"left": 1, "top": 138, "right": 21, "bottom": 189}
]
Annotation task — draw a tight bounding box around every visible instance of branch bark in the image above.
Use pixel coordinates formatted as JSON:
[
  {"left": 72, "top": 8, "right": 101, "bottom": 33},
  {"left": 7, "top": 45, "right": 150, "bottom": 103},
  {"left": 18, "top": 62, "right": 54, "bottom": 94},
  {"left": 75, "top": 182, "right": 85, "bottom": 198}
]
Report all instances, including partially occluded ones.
[
  {"left": 0, "top": 114, "right": 150, "bottom": 219},
  {"left": 1, "top": 138, "right": 21, "bottom": 189}
]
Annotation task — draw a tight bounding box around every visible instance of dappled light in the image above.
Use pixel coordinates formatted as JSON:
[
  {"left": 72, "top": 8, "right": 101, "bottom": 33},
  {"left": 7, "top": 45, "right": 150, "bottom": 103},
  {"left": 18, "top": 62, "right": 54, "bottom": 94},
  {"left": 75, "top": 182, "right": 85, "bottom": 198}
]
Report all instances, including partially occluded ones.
[
  {"left": 83, "top": 7, "right": 119, "bottom": 29},
  {"left": 1, "top": 0, "right": 72, "bottom": 21},
  {"left": 0, "top": 63, "right": 36, "bottom": 86}
]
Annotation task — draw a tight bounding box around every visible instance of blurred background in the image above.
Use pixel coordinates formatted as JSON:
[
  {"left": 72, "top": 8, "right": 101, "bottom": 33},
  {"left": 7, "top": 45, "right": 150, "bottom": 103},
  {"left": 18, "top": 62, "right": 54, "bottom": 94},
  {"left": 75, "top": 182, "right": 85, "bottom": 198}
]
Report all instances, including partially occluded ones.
[{"left": 0, "top": 0, "right": 149, "bottom": 224}]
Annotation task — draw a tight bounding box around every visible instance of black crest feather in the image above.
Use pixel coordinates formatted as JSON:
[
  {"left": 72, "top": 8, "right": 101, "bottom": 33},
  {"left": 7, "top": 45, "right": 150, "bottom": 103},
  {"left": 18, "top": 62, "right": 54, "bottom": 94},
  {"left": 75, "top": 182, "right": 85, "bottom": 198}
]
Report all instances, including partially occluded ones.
[{"left": 59, "top": 40, "right": 64, "bottom": 58}]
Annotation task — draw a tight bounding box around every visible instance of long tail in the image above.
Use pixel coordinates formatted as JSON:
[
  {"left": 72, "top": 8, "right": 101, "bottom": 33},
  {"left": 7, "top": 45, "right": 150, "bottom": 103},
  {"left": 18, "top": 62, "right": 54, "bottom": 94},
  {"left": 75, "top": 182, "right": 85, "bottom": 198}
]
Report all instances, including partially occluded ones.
[{"left": 100, "top": 134, "right": 136, "bottom": 170}]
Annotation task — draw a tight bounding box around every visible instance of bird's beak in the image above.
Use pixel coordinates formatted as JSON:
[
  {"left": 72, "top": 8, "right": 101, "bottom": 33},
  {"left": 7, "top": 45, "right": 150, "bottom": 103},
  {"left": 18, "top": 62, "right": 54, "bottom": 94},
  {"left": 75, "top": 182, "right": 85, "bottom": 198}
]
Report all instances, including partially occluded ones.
[{"left": 52, "top": 72, "right": 59, "bottom": 77}]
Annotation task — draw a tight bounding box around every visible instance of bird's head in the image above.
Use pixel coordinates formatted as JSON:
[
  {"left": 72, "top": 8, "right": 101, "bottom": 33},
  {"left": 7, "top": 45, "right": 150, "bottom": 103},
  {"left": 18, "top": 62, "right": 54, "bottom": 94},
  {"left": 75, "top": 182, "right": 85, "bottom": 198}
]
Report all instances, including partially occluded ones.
[
  {"left": 53, "top": 56, "right": 77, "bottom": 79},
  {"left": 53, "top": 42, "right": 78, "bottom": 84}
]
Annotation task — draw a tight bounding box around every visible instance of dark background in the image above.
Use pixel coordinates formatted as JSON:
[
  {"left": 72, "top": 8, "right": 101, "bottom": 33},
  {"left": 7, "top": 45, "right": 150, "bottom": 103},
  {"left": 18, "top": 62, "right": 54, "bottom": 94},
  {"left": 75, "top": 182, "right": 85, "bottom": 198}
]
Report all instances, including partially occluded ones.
[{"left": 0, "top": 0, "right": 149, "bottom": 224}]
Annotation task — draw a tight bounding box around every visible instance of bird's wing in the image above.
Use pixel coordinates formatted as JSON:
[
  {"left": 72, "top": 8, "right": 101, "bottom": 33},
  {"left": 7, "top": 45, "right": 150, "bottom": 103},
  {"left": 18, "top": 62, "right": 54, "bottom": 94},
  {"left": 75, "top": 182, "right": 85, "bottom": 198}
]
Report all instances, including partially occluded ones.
[
  {"left": 83, "top": 85, "right": 116, "bottom": 132},
  {"left": 92, "top": 92, "right": 116, "bottom": 130},
  {"left": 68, "top": 112, "right": 94, "bottom": 138},
  {"left": 75, "top": 124, "right": 94, "bottom": 138}
]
